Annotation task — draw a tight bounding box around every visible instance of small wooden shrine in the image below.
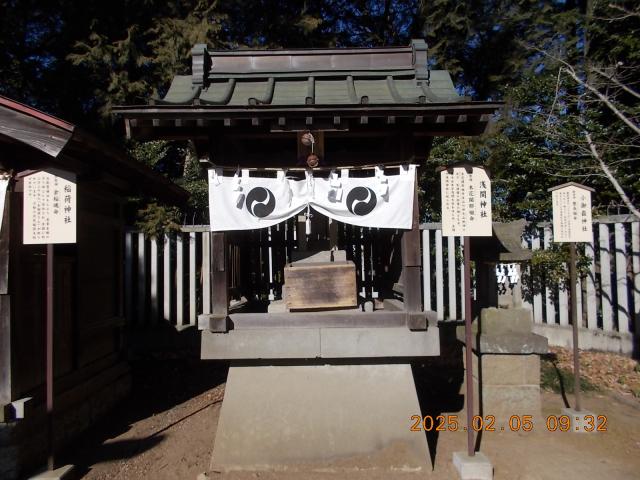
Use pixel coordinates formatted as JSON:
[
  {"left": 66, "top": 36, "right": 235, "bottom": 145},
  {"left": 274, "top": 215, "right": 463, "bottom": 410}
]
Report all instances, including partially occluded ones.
[
  {"left": 114, "top": 40, "right": 501, "bottom": 472},
  {"left": 114, "top": 40, "right": 500, "bottom": 355}
]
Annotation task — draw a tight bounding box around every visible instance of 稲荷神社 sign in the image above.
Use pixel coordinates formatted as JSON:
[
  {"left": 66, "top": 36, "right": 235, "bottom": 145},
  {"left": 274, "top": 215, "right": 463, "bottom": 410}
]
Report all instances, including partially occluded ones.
[
  {"left": 23, "top": 169, "right": 77, "bottom": 244},
  {"left": 550, "top": 183, "right": 593, "bottom": 243},
  {"left": 440, "top": 166, "right": 492, "bottom": 237}
]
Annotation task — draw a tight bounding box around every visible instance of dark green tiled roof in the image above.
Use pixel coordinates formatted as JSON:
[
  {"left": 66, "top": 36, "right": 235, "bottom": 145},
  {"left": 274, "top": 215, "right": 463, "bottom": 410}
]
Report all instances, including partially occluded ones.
[{"left": 155, "top": 40, "right": 462, "bottom": 107}]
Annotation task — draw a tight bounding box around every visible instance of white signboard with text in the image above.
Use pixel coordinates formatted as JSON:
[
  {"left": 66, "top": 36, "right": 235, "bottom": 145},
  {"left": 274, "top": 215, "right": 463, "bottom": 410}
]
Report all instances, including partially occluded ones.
[
  {"left": 551, "top": 184, "right": 593, "bottom": 243},
  {"left": 0, "top": 177, "right": 9, "bottom": 232},
  {"left": 441, "top": 166, "right": 492, "bottom": 237},
  {"left": 23, "top": 169, "right": 77, "bottom": 244}
]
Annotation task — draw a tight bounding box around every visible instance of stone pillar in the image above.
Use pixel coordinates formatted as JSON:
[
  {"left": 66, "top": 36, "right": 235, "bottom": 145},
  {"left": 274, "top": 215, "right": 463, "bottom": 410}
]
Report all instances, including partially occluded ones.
[{"left": 458, "top": 307, "right": 548, "bottom": 423}]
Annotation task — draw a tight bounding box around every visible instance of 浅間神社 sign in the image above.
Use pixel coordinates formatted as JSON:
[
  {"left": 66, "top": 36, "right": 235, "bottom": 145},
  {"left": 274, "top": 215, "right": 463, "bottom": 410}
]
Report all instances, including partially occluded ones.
[{"left": 440, "top": 166, "right": 492, "bottom": 237}]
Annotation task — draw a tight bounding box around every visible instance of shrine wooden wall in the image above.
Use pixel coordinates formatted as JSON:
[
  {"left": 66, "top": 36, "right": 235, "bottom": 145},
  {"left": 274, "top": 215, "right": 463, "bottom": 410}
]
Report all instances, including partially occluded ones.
[{"left": 7, "top": 179, "right": 126, "bottom": 402}]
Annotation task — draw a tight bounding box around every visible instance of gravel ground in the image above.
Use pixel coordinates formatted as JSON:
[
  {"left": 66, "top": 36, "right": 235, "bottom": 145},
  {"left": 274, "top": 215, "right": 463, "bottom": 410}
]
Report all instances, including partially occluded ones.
[{"left": 61, "top": 353, "right": 640, "bottom": 480}]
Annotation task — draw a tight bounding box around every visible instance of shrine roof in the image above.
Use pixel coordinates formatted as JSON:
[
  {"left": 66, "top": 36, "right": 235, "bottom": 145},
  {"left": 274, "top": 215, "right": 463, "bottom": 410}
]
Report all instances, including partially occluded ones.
[
  {"left": 155, "top": 40, "right": 460, "bottom": 107},
  {"left": 113, "top": 40, "right": 502, "bottom": 139},
  {"left": 0, "top": 95, "right": 188, "bottom": 204}
]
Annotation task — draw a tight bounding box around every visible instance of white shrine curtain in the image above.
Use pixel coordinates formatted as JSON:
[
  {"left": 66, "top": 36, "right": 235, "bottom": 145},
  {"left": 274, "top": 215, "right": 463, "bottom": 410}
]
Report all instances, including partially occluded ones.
[{"left": 208, "top": 165, "right": 416, "bottom": 231}]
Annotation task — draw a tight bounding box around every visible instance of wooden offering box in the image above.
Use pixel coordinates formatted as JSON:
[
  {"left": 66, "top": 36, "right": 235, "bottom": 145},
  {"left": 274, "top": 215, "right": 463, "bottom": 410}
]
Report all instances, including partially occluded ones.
[{"left": 284, "top": 261, "right": 357, "bottom": 310}]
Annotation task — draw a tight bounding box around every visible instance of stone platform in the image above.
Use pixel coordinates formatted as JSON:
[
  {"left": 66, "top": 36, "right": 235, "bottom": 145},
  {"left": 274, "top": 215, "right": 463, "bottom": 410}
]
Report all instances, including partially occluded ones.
[
  {"left": 209, "top": 363, "right": 430, "bottom": 472},
  {"left": 202, "top": 326, "right": 439, "bottom": 359}
]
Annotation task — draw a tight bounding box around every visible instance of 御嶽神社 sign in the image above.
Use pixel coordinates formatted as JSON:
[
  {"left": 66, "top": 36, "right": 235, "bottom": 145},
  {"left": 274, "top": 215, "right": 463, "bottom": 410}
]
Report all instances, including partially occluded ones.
[
  {"left": 550, "top": 182, "right": 593, "bottom": 243},
  {"left": 440, "top": 166, "right": 492, "bottom": 237},
  {"left": 23, "top": 169, "right": 77, "bottom": 244}
]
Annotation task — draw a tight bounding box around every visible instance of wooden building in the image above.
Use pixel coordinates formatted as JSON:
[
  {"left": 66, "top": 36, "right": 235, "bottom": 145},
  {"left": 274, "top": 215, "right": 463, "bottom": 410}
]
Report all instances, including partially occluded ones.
[
  {"left": 114, "top": 40, "right": 504, "bottom": 472},
  {"left": 114, "top": 40, "right": 501, "bottom": 360},
  {"left": 0, "top": 96, "right": 188, "bottom": 479}
]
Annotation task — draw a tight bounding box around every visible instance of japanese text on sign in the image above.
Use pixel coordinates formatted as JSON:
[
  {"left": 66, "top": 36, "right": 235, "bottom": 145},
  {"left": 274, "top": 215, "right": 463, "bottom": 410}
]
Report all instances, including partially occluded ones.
[
  {"left": 23, "top": 169, "right": 77, "bottom": 244},
  {"left": 441, "top": 167, "right": 492, "bottom": 237},
  {"left": 551, "top": 185, "right": 592, "bottom": 243}
]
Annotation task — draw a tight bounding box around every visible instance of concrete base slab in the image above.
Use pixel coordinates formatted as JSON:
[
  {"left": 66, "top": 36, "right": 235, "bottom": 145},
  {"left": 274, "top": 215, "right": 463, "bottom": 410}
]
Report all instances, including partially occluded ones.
[
  {"left": 201, "top": 326, "right": 439, "bottom": 360},
  {"left": 210, "top": 363, "right": 430, "bottom": 472},
  {"left": 561, "top": 408, "right": 599, "bottom": 433},
  {"left": 452, "top": 451, "right": 493, "bottom": 480},
  {"left": 28, "top": 465, "right": 74, "bottom": 480}
]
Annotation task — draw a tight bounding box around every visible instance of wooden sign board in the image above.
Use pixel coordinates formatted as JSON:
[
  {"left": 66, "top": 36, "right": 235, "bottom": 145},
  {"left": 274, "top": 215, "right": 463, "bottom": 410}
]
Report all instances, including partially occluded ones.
[
  {"left": 284, "top": 261, "right": 357, "bottom": 310},
  {"left": 550, "top": 183, "right": 593, "bottom": 243},
  {"left": 440, "top": 166, "right": 492, "bottom": 237},
  {"left": 23, "top": 169, "right": 77, "bottom": 245}
]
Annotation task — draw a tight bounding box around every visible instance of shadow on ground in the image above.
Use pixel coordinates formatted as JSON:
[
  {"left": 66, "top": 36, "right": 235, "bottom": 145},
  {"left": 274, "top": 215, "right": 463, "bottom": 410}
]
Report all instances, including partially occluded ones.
[
  {"left": 57, "top": 325, "right": 228, "bottom": 478},
  {"left": 411, "top": 324, "right": 464, "bottom": 469}
]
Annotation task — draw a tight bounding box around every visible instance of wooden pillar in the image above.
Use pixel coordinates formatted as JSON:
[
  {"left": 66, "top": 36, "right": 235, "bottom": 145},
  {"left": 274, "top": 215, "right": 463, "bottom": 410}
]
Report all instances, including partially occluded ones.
[
  {"left": 199, "top": 231, "right": 229, "bottom": 332},
  {"left": 329, "top": 218, "right": 338, "bottom": 250},
  {"left": 401, "top": 174, "right": 422, "bottom": 316},
  {"left": 0, "top": 295, "right": 9, "bottom": 407},
  {"left": 211, "top": 232, "right": 228, "bottom": 316},
  {"left": 0, "top": 185, "right": 11, "bottom": 407},
  {"left": 296, "top": 215, "right": 308, "bottom": 251}
]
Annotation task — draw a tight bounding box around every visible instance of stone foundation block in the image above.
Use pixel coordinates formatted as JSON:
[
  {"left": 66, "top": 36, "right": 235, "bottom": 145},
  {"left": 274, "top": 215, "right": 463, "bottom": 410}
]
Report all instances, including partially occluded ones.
[
  {"left": 472, "top": 354, "right": 540, "bottom": 385},
  {"left": 464, "top": 352, "right": 542, "bottom": 423},
  {"left": 28, "top": 464, "right": 74, "bottom": 479},
  {"left": 479, "top": 307, "right": 532, "bottom": 334},
  {"left": 453, "top": 451, "right": 493, "bottom": 480},
  {"left": 210, "top": 363, "right": 430, "bottom": 472},
  {"left": 560, "top": 408, "right": 600, "bottom": 433}
]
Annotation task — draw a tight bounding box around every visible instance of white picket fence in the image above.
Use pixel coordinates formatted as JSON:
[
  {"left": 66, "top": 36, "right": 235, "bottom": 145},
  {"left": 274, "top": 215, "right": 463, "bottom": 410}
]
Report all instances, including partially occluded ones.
[{"left": 125, "top": 215, "right": 639, "bottom": 352}]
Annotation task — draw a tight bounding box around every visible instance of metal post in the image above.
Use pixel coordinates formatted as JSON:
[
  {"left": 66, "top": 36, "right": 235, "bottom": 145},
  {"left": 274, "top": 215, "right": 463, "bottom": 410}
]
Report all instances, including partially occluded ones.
[
  {"left": 46, "top": 243, "right": 54, "bottom": 470},
  {"left": 463, "top": 237, "right": 474, "bottom": 456},
  {"left": 569, "top": 241, "right": 581, "bottom": 411}
]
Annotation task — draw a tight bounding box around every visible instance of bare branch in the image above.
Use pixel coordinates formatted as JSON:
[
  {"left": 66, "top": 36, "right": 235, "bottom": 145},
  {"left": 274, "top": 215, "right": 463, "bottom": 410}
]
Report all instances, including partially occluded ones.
[
  {"left": 591, "top": 67, "right": 640, "bottom": 100},
  {"left": 585, "top": 132, "right": 640, "bottom": 218},
  {"left": 605, "top": 3, "right": 640, "bottom": 21},
  {"left": 546, "top": 68, "right": 564, "bottom": 130},
  {"left": 563, "top": 66, "right": 640, "bottom": 136}
]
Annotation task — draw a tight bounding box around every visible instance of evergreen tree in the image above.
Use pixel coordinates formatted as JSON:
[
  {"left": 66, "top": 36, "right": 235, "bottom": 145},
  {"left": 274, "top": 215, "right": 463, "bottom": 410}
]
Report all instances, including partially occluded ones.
[{"left": 1, "top": 0, "right": 638, "bottom": 224}]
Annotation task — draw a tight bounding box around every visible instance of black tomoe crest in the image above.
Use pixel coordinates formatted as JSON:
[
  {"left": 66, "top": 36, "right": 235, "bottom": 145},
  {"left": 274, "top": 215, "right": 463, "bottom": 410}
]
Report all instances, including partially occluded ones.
[
  {"left": 346, "top": 187, "right": 377, "bottom": 216},
  {"left": 245, "top": 187, "right": 276, "bottom": 218}
]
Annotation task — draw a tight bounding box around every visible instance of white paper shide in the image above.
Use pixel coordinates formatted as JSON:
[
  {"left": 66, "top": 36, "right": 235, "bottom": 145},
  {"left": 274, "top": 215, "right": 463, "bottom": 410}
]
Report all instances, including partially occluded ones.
[
  {"left": 24, "top": 169, "right": 77, "bottom": 244},
  {"left": 551, "top": 184, "right": 593, "bottom": 243},
  {"left": 440, "top": 167, "right": 492, "bottom": 237}
]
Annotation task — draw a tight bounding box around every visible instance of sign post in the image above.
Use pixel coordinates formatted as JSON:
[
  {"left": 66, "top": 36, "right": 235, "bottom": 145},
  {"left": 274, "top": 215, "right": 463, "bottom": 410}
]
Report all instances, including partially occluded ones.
[
  {"left": 440, "top": 165, "right": 492, "bottom": 458},
  {"left": 22, "top": 169, "right": 76, "bottom": 471},
  {"left": 549, "top": 182, "right": 594, "bottom": 412}
]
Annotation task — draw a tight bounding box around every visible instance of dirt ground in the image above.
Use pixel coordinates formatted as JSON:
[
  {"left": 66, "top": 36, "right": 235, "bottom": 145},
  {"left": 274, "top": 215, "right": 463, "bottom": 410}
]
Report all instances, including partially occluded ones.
[{"left": 60, "top": 356, "right": 640, "bottom": 480}]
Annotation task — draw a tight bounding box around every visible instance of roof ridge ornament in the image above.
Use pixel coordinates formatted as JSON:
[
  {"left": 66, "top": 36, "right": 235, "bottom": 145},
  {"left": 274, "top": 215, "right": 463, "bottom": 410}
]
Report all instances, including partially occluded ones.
[
  {"left": 191, "top": 43, "right": 211, "bottom": 87},
  {"left": 411, "top": 39, "right": 429, "bottom": 82}
]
